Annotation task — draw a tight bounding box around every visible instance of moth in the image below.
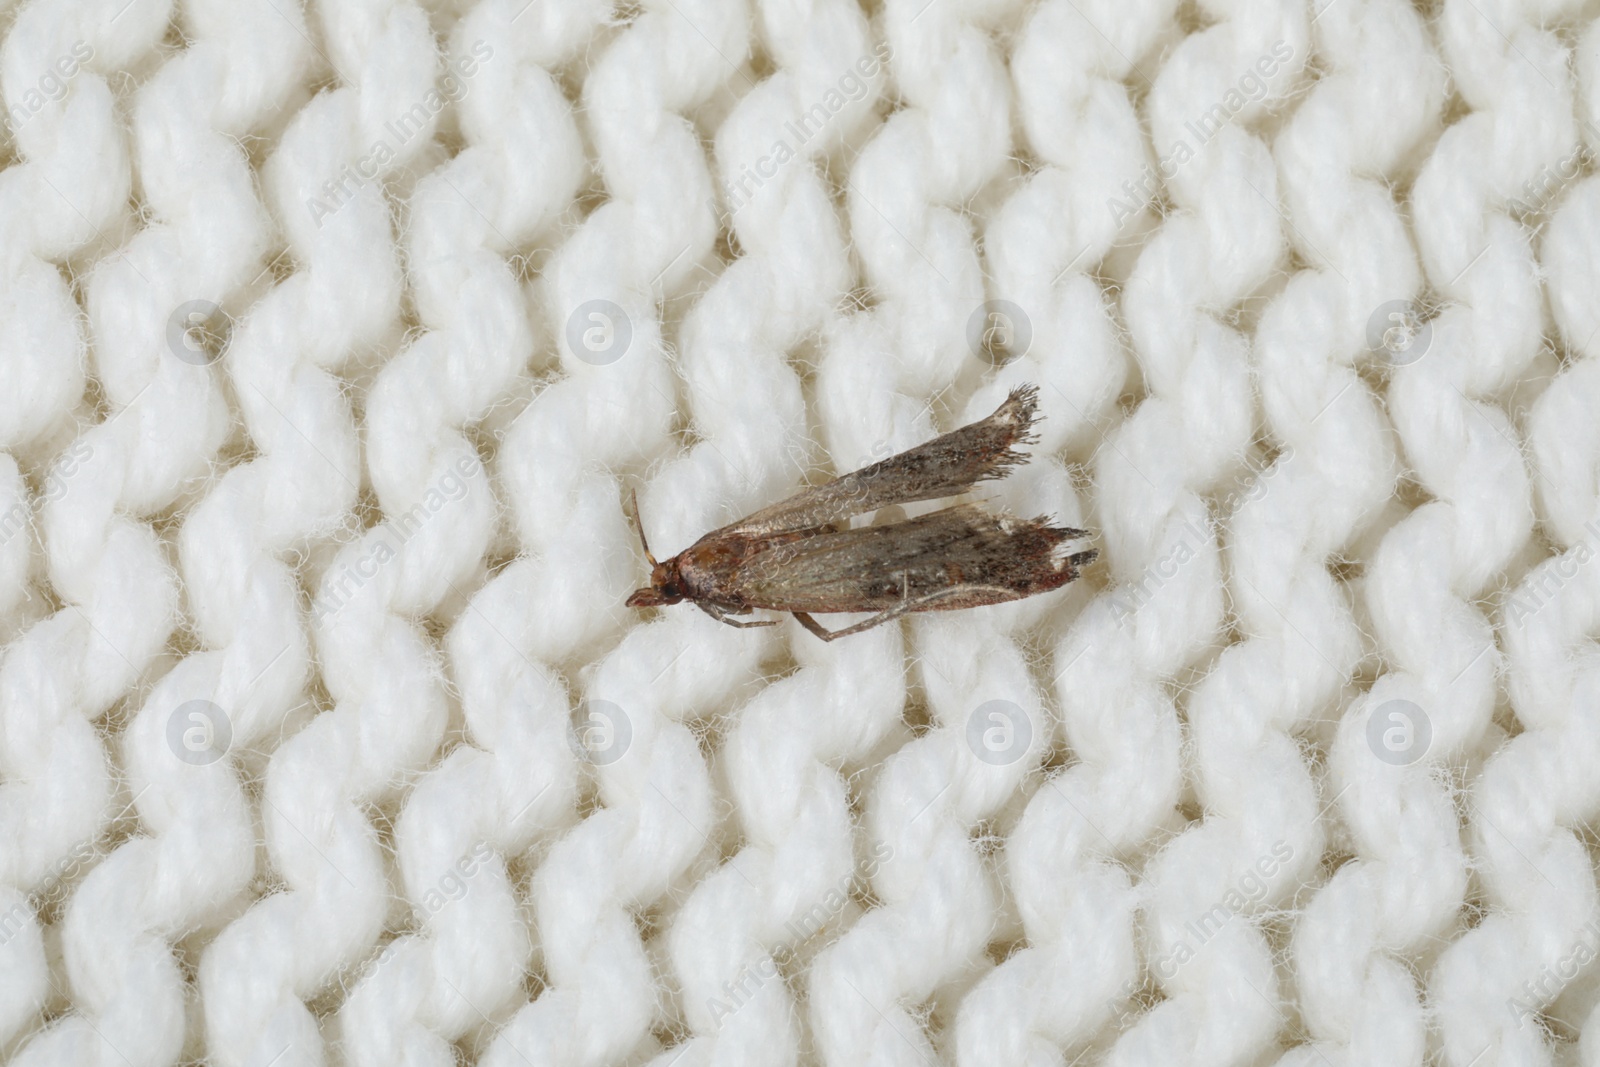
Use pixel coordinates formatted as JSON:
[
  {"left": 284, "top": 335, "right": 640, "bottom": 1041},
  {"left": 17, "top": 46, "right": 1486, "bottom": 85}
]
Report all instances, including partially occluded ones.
[{"left": 625, "top": 384, "right": 1097, "bottom": 641}]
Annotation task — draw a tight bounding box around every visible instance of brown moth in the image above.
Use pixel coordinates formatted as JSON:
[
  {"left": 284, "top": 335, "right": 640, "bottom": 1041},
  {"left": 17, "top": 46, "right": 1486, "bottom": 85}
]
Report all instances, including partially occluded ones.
[{"left": 625, "top": 384, "right": 1097, "bottom": 641}]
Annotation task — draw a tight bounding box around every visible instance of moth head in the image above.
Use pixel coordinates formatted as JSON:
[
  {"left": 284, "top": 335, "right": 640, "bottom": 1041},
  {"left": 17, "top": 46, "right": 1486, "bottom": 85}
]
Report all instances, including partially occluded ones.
[
  {"left": 627, "top": 558, "right": 686, "bottom": 607},
  {"left": 624, "top": 488, "right": 687, "bottom": 607}
]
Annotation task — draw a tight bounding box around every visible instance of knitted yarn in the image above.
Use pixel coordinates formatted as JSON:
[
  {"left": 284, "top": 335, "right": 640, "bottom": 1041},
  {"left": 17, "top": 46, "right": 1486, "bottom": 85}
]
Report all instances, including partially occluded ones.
[{"left": 1, "top": 1, "right": 1597, "bottom": 1065}]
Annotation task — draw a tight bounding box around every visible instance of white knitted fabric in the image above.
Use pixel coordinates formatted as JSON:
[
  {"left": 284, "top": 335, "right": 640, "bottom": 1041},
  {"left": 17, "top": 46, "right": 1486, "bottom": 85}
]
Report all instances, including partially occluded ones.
[{"left": 2, "top": 0, "right": 1599, "bottom": 1064}]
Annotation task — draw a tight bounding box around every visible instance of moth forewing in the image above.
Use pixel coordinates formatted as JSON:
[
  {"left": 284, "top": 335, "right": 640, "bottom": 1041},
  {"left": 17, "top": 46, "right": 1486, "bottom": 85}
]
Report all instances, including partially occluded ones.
[
  {"left": 715, "top": 384, "right": 1043, "bottom": 539},
  {"left": 729, "top": 504, "right": 1093, "bottom": 613},
  {"left": 624, "top": 383, "right": 1098, "bottom": 641}
]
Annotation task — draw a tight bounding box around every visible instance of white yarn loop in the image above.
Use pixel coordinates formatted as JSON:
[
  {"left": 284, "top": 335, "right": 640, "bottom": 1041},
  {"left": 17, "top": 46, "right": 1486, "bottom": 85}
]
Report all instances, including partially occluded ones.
[
  {"left": 1425, "top": 12, "right": 1600, "bottom": 1061},
  {"left": 335, "top": 3, "right": 597, "bottom": 1061},
  {"left": 484, "top": 0, "right": 758, "bottom": 1061},
  {"left": 1537, "top": 111, "right": 1600, "bottom": 1058},
  {"left": 804, "top": 1, "right": 1047, "bottom": 1062},
  {"left": 194, "top": 3, "right": 437, "bottom": 1064},
  {"left": 1259, "top": 3, "right": 1446, "bottom": 1066},
  {"left": 0, "top": 0, "right": 207, "bottom": 1054},
  {"left": 10, "top": 2, "right": 314, "bottom": 1063},
  {"left": 644, "top": 0, "right": 891, "bottom": 1062},
  {"left": 951, "top": 0, "right": 1166, "bottom": 1060},
  {"left": 651, "top": 628, "right": 906, "bottom": 1067},
  {"left": 1097, "top": 3, "right": 1310, "bottom": 1065},
  {"left": 1407, "top": 0, "right": 1580, "bottom": 1062}
]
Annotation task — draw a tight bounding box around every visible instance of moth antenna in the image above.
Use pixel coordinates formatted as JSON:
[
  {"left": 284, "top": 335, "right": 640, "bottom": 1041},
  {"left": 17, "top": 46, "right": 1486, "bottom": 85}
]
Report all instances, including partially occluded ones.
[{"left": 628, "top": 488, "right": 657, "bottom": 565}]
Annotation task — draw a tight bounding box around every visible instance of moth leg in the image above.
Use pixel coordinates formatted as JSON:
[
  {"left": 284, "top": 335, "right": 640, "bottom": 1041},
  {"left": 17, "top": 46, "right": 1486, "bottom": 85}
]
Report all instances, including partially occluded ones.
[
  {"left": 796, "top": 572, "right": 1070, "bottom": 641},
  {"left": 792, "top": 589, "right": 962, "bottom": 642},
  {"left": 791, "top": 612, "right": 836, "bottom": 641},
  {"left": 697, "top": 601, "right": 779, "bottom": 629}
]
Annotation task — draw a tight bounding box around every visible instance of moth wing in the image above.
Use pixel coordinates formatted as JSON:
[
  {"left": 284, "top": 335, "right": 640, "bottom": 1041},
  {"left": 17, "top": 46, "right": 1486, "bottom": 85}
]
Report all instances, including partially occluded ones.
[
  {"left": 715, "top": 384, "right": 1043, "bottom": 538},
  {"left": 729, "top": 502, "right": 1092, "bottom": 613}
]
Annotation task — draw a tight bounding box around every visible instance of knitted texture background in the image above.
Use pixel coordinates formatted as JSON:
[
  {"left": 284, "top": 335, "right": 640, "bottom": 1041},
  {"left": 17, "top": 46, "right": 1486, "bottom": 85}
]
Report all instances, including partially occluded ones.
[{"left": 3, "top": 0, "right": 1600, "bottom": 1064}]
